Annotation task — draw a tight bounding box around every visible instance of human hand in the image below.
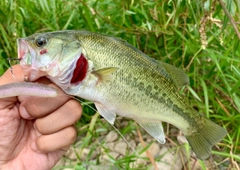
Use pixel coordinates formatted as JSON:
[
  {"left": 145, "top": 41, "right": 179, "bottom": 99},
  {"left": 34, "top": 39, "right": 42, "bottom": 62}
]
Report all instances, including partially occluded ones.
[{"left": 0, "top": 65, "right": 82, "bottom": 170}]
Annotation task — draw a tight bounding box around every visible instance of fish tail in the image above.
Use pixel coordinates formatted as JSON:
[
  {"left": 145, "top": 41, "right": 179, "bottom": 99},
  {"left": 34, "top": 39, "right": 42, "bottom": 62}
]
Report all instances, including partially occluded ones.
[{"left": 185, "top": 118, "right": 227, "bottom": 160}]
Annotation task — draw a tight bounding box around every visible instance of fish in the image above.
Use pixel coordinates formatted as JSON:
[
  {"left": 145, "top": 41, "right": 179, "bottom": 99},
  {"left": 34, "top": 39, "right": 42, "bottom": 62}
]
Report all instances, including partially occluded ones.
[{"left": 16, "top": 30, "right": 227, "bottom": 160}]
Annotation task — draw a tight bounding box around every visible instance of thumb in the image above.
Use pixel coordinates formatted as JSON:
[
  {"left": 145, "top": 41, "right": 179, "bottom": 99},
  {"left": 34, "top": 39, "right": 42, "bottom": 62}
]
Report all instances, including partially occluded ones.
[
  {"left": 0, "top": 64, "right": 25, "bottom": 85},
  {"left": 0, "top": 64, "right": 25, "bottom": 109}
]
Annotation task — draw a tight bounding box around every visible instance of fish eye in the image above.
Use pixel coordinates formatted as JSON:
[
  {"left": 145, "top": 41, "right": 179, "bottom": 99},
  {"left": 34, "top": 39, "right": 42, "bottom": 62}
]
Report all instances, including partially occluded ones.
[{"left": 35, "top": 36, "right": 47, "bottom": 47}]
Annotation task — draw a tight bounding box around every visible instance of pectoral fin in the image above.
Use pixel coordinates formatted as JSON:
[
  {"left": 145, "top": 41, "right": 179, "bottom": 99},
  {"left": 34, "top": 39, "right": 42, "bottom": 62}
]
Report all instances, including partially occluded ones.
[
  {"left": 160, "top": 61, "right": 189, "bottom": 88},
  {"left": 92, "top": 67, "right": 119, "bottom": 82},
  {"left": 95, "top": 102, "right": 116, "bottom": 125},
  {"left": 136, "top": 120, "right": 166, "bottom": 144}
]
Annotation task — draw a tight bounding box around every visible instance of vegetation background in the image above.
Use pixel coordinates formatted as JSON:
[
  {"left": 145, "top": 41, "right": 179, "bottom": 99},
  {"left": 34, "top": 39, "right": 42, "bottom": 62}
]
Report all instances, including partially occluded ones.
[{"left": 0, "top": 0, "right": 239, "bottom": 169}]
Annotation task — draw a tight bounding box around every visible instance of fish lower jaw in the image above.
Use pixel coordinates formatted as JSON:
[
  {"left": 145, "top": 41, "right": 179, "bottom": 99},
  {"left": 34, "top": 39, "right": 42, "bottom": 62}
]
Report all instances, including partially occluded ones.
[{"left": 18, "top": 65, "right": 46, "bottom": 82}]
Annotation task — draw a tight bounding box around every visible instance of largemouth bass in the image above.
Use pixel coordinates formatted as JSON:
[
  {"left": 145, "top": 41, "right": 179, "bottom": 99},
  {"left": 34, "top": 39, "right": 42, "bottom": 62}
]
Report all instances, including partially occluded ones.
[{"left": 17, "top": 30, "right": 227, "bottom": 160}]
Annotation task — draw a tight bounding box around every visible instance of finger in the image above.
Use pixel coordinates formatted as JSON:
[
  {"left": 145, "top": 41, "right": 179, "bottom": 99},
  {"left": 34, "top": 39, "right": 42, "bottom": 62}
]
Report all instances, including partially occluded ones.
[
  {"left": 18, "top": 83, "right": 70, "bottom": 119},
  {"left": 31, "top": 126, "right": 77, "bottom": 153},
  {"left": 35, "top": 99, "right": 82, "bottom": 134},
  {"left": 0, "top": 65, "right": 25, "bottom": 109},
  {"left": 0, "top": 64, "right": 25, "bottom": 85}
]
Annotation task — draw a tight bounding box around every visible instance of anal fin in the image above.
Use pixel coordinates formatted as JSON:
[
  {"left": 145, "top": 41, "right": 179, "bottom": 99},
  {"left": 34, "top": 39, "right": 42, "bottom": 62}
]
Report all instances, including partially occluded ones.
[
  {"left": 95, "top": 102, "right": 116, "bottom": 125},
  {"left": 136, "top": 120, "right": 166, "bottom": 144}
]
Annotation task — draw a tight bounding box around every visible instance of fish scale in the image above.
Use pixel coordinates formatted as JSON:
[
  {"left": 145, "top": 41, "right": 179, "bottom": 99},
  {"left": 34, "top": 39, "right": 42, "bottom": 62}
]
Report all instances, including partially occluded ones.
[
  {"left": 17, "top": 30, "right": 227, "bottom": 160},
  {"left": 79, "top": 34, "right": 188, "bottom": 118}
]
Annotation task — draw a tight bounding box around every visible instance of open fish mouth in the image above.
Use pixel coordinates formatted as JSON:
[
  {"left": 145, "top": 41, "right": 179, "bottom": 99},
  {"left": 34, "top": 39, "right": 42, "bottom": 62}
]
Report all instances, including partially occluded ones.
[
  {"left": 17, "top": 38, "right": 45, "bottom": 81},
  {"left": 17, "top": 38, "right": 36, "bottom": 66}
]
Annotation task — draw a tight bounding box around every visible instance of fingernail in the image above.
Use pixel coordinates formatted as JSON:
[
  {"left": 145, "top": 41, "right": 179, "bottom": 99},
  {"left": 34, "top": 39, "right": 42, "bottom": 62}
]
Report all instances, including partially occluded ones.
[{"left": 19, "top": 106, "right": 33, "bottom": 119}]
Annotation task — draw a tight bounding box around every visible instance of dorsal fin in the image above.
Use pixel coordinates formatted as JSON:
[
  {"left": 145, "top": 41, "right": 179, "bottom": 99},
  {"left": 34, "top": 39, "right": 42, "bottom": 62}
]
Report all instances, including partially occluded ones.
[{"left": 160, "top": 61, "right": 189, "bottom": 88}]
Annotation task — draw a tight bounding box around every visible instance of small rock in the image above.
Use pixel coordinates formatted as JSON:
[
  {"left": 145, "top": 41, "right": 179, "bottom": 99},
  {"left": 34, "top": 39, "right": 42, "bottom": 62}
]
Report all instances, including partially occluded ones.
[
  {"left": 191, "top": 151, "right": 197, "bottom": 158},
  {"left": 64, "top": 160, "right": 73, "bottom": 167},
  {"left": 110, "top": 152, "right": 120, "bottom": 159},
  {"left": 155, "top": 152, "right": 180, "bottom": 170},
  {"left": 65, "top": 147, "right": 73, "bottom": 157},
  {"left": 100, "top": 152, "right": 120, "bottom": 162},
  {"left": 81, "top": 148, "right": 98, "bottom": 161},
  {"left": 159, "top": 146, "right": 168, "bottom": 155},
  {"left": 204, "top": 159, "right": 217, "bottom": 170},
  {"left": 53, "top": 158, "right": 65, "bottom": 168},
  {"left": 65, "top": 147, "right": 77, "bottom": 160},
  {"left": 137, "top": 142, "right": 160, "bottom": 158},
  {"left": 177, "top": 135, "right": 188, "bottom": 144},
  {"left": 105, "top": 142, "right": 115, "bottom": 151},
  {"left": 155, "top": 147, "right": 188, "bottom": 170},
  {"left": 87, "top": 164, "right": 118, "bottom": 170},
  {"left": 121, "top": 120, "right": 128, "bottom": 128},
  {"left": 188, "top": 159, "right": 202, "bottom": 170},
  {"left": 99, "top": 130, "right": 108, "bottom": 136},
  {"left": 105, "top": 131, "right": 118, "bottom": 143},
  {"left": 148, "top": 143, "right": 160, "bottom": 158},
  {"left": 146, "top": 138, "right": 153, "bottom": 143},
  {"left": 135, "top": 157, "right": 148, "bottom": 167},
  {"left": 130, "top": 142, "right": 160, "bottom": 168},
  {"left": 125, "top": 135, "right": 131, "bottom": 141},
  {"left": 114, "top": 141, "right": 127, "bottom": 155},
  {"left": 170, "top": 128, "right": 179, "bottom": 135},
  {"left": 142, "top": 134, "right": 149, "bottom": 141},
  {"left": 135, "top": 134, "right": 146, "bottom": 143},
  {"left": 129, "top": 139, "right": 136, "bottom": 150},
  {"left": 130, "top": 157, "right": 148, "bottom": 169}
]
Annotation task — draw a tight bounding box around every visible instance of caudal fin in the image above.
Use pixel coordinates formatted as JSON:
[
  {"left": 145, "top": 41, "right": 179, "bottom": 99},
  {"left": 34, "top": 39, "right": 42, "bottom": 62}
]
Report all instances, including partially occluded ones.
[{"left": 185, "top": 118, "right": 227, "bottom": 160}]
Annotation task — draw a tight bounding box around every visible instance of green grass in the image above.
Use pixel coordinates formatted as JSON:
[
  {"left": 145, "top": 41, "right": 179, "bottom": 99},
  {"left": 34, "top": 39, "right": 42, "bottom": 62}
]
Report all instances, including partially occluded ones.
[{"left": 0, "top": 0, "right": 240, "bottom": 169}]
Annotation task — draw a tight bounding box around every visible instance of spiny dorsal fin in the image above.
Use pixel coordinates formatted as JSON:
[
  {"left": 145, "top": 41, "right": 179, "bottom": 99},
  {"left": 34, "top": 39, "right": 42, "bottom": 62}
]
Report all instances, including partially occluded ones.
[
  {"left": 92, "top": 67, "right": 119, "bottom": 82},
  {"left": 160, "top": 62, "right": 189, "bottom": 88}
]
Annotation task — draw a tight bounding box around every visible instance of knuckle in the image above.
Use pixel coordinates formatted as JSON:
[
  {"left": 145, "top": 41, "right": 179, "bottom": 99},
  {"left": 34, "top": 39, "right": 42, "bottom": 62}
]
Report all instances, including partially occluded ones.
[
  {"left": 35, "top": 138, "right": 48, "bottom": 152},
  {"left": 25, "top": 100, "right": 40, "bottom": 117},
  {"left": 66, "top": 100, "right": 82, "bottom": 121},
  {"left": 23, "top": 98, "right": 46, "bottom": 117},
  {"left": 65, "top": 126, "right": 77, "bottom": 143},
  {"left": 34, "top": 119, "right": 47, "bottom": 134}
]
